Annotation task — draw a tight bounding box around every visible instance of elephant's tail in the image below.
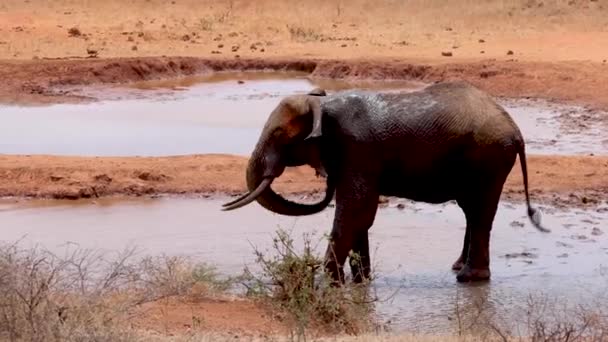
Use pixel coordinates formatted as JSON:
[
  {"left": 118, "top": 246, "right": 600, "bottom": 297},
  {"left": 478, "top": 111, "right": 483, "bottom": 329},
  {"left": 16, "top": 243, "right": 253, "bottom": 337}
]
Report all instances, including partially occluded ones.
[{"left": 517, "top": 144, "right": 550, "bottom": 233}]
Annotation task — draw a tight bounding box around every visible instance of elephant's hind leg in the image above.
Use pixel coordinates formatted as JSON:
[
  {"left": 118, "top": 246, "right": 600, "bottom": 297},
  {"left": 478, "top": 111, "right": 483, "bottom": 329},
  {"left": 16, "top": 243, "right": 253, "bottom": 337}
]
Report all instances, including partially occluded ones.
[
  {"left": 455, "top": 182, "right": 504, "bottom": 282},
  {"left": 451, "top": 222, "right": 470, "bottom": 271}
]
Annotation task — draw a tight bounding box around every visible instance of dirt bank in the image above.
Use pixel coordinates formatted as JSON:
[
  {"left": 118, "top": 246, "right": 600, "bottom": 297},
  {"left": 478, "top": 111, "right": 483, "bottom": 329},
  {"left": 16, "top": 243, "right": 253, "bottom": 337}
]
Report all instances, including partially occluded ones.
[
  {"left": 3, "top": 57, "right": 608, "bottom": 115},
  {"left": 1, "top": 154, "right": 606, "bottom": 207}
]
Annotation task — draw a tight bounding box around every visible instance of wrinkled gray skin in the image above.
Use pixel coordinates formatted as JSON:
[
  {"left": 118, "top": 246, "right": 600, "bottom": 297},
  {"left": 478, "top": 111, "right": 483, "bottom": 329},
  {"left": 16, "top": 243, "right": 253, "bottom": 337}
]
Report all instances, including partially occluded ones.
[{"left": 223, "top": 81, "right": 548, "bottom": 284}]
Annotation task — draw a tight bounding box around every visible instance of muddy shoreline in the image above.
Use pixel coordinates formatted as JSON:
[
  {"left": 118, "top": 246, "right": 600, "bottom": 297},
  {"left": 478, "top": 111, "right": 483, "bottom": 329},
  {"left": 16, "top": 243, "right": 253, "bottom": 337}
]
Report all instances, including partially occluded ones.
[
  {"left": 0, "top": 154, "right": 605, "bottom": 208},
  {"left": 2, "top": 57, "right": 608, "bottom": 115}
]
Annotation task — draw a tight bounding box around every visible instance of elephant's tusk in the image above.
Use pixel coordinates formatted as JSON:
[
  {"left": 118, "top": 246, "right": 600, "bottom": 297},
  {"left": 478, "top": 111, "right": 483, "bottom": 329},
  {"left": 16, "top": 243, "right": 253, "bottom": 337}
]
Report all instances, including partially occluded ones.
[{"left": 221, "top": 177, "right": 273, "bottom": 211}]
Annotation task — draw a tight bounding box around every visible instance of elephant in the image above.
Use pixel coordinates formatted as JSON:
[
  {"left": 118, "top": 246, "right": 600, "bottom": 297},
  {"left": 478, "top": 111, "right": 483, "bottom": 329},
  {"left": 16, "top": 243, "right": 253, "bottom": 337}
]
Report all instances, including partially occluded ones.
[{"left": 222, "top": 80, "right": 549, "bottom": 284}]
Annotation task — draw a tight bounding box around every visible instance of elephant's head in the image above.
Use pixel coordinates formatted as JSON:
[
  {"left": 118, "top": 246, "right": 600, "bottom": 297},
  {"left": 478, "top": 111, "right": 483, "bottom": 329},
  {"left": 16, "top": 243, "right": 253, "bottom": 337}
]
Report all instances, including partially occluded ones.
[{"left": 222, "top": 89, "right": 335, "bottom": 215}]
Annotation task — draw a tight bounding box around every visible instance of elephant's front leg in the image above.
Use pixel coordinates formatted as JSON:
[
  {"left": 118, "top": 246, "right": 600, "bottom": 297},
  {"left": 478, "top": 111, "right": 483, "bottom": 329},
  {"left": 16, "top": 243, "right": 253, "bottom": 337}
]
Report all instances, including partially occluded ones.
[
  {"left": 350, "top": 231, "right": 371, "bottom": 283},
  {"left": 324, "top": 177, "right": 379, "bottom": 284}
]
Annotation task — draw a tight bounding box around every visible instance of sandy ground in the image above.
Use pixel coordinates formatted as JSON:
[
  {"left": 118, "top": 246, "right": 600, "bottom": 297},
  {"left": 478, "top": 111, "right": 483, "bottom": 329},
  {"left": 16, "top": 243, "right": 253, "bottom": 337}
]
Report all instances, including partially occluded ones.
[{"left": 1, "top": 0, "right": 608, "bottom": 339}]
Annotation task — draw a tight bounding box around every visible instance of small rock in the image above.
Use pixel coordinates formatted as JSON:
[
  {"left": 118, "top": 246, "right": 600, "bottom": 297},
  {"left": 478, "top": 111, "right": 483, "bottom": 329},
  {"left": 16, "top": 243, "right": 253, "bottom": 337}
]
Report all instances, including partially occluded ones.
[
  {"left": 127, "top": 36, "right": 134, "bottom": 42},
  {"left": 181, "top": 34, "right": 190, "bottom": 41},
  {"left": 260, "top": 48, "right": 265, "bottom": 52},
  {"left": 94, "top": 174, "right": 112, "bottom": 183},
  {"left": 396, "top": 203, "right": 405, "bottom": 210},
  {"left": 237, "top": 80, "right": 245, "bottom": 84},
  {"left": 557, "top": 253, "right": 569, "bottom": 258},
  {"left": 506, "top": 50, "right": 514, "bottom": 55},
  {"left": 211, "top": 50, "right": 221, "bottom": 54},
  {"left": 217, "top": 44, "right": 224, "bottom": 48},
  {"left": 68, "top": 27, "right": 82, "bottom": 37},
  {"left": 480, "top": 50, "right": 485, "bottom": 54},
  {"left": 231, "top": 45, "right": 240, "bottom": 52},
  {"left": 510, "top": 221, "right": 524, "bottom": 228},
  {"left": 591, "top": 227, "right": 603, "bottom": 236},
  {"left": 50, "top": 176, "right": 64, "bottom": 182},
  {"left": 503, "top": 252, "right": 538, "bottom": 259},
  {"left": 441, "top": 51, "right": 453, "bottom": 57},
  {"left": 478, "top": 39, "right": 485, "bottom": 43},
  {"left": 136, "top": 171, "right": 169, "bottom": 182},
  {"left": 131, "top": 45, "right": 138, "bottom": 51},
  {"left": 452, "top": 45, "right": 459, "bottom": 49},
  {"left": 234, "top": 54, "right": 240, "bottom": 58},
  {"left": 341, "top": 44, "right": 347, "bottom": 47},
  {"left": 86, "top": 48, "right": 98, "bottom": 58},
  {"left": 556, "top": 241, "right": 574, "bottom": 248},
  {"left": 571, "top": 234, "right": 588, "bottom": 240}
]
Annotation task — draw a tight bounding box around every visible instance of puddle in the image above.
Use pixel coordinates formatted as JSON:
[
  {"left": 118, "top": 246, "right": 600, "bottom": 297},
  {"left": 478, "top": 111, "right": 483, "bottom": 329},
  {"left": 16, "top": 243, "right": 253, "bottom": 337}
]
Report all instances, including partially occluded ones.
[
  {"left": 0, "top": 197, "right": 606, "bottom": 333},
  {"left": 0, "top": 72, "right": 606, "bottom": 156}
]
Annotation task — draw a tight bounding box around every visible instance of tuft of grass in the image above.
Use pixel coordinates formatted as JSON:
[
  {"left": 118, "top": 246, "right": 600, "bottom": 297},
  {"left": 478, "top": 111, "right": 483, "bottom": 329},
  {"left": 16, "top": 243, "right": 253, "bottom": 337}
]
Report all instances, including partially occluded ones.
[
  {"left": 287, "top": 25, "right": 322, "bottom": 42},
  {"left": 241, "top": 228, "right": 379, "bottom": 340}
]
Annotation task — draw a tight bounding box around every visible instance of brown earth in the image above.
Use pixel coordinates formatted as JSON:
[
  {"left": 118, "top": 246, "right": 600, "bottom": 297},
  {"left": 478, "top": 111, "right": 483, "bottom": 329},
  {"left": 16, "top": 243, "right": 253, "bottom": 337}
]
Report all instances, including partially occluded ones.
[
  {"left": 1, "top": 0, "right": 608, "bottom": 339},
  {"left": 131, "top": 296, "right": 287, "bottom": 338},
  {"left": 1, "top": 154, "right": 606, "bottom": 208}
]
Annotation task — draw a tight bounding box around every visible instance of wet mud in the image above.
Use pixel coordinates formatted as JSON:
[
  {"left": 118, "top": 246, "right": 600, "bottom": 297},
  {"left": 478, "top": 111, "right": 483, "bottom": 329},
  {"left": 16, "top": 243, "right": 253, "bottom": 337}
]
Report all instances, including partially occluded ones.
[{"left": 0, "top": 197, "right": 606, "bottom": 333}]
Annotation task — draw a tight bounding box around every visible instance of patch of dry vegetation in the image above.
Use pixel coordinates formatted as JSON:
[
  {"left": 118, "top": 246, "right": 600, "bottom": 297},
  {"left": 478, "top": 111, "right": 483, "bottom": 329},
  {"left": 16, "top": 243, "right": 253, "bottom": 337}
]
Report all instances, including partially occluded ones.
[
  {"left": 0, "top": 241, "right": 230, "bottom": 341},
  {"left": 0, "top": 232, "right": 607, "bottom": 341},
  {"left": 1, "top": 0, "right": 607, "bottom": 60},
  {"left": 240, "top": 229, "right": 382, "bottom": 340}
]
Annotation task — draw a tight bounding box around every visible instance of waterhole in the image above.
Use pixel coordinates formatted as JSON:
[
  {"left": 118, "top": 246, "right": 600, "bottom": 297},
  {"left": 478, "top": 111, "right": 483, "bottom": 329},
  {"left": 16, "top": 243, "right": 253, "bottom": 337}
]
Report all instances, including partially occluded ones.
[
  {"left": 0, "top": 197, "right": 606, "bottom": 333},
  {"left": 0, "top": 72, "right": 605, "bottom": 156}
]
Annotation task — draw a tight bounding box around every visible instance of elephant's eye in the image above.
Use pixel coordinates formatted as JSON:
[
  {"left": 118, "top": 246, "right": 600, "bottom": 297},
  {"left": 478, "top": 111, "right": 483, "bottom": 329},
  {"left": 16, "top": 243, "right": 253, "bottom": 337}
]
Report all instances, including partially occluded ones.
[{"left": 272, "top": 127, "right": 285, "bottom": 138}]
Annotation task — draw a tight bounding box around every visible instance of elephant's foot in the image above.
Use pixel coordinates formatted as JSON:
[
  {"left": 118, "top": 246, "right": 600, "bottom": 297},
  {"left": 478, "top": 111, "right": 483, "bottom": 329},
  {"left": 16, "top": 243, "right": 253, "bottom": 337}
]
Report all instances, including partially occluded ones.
[
  {"left": 456, "top": 264, "right": 490, "bottom": 282},
  {"left": 451, "top": 256, "right": 465, "bottom": 271}
]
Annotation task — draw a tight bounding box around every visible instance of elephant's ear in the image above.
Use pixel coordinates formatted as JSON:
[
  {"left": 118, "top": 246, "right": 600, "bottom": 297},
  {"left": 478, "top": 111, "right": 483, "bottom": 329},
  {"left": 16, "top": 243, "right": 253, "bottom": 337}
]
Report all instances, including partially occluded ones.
[{"left": 277, "top": 95, "right": 323, "bottom": 142}]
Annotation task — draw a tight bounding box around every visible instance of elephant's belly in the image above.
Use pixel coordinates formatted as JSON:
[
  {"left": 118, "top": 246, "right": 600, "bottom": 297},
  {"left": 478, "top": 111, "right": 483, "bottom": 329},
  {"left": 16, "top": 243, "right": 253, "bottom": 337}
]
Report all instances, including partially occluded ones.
[{"left": 378, "top": 169, "right": 462, "bottom": 204}]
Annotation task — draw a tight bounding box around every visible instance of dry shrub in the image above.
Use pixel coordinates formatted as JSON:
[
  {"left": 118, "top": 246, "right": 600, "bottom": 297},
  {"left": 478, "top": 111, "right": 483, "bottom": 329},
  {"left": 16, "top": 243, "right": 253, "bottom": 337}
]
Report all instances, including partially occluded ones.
[
  {"left": 0, "top": 241, "right": 230, "bottom": 342},
  {"left": 241, "top": 229, "right": 380, "bottom": 340},
  {"left": 287, "top": 25, "right": 322, "bottom": 42},
  {"left": 451, "top": 288, "right": 608, "bottom": 342}
]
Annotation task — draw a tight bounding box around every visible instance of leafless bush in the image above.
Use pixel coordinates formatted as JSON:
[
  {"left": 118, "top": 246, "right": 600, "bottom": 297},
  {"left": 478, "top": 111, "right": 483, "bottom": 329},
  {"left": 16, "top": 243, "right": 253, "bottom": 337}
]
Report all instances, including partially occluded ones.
[
  {"left": 450, "top": 288, "right": 608, "bottom": 342},
  {"left": 0, "top": 241, "right": 230, "bottom": 342}
]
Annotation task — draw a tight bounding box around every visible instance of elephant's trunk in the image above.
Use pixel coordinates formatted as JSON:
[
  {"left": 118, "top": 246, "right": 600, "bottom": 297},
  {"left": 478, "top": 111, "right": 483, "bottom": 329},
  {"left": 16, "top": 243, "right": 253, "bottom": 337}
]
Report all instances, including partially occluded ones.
[
  {"left": 222, "top": 144, "right": 334, "bottom": 215},
  {"left": 246, "top": 148, "right": 334, "bottom": 215}
]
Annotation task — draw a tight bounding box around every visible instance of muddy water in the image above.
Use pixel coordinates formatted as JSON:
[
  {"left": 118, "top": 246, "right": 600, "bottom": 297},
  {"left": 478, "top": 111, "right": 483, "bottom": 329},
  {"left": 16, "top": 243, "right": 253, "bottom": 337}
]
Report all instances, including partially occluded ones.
[
  {"left": 0, "top": 197, "right": 606, "bottom": 333},
  {"left": 0, "top": 72, "right": 605, "bottom": 156}
]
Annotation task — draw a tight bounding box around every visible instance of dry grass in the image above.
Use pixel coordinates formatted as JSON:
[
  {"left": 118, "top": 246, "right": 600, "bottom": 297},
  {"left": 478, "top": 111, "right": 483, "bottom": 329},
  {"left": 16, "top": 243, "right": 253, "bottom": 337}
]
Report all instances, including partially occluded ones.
[
  {"left": 1, "top": 0, "right": 607, "bottom": 60},
  {"left": 0, "top": 241, "right": 231, "bottom": 342}
]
